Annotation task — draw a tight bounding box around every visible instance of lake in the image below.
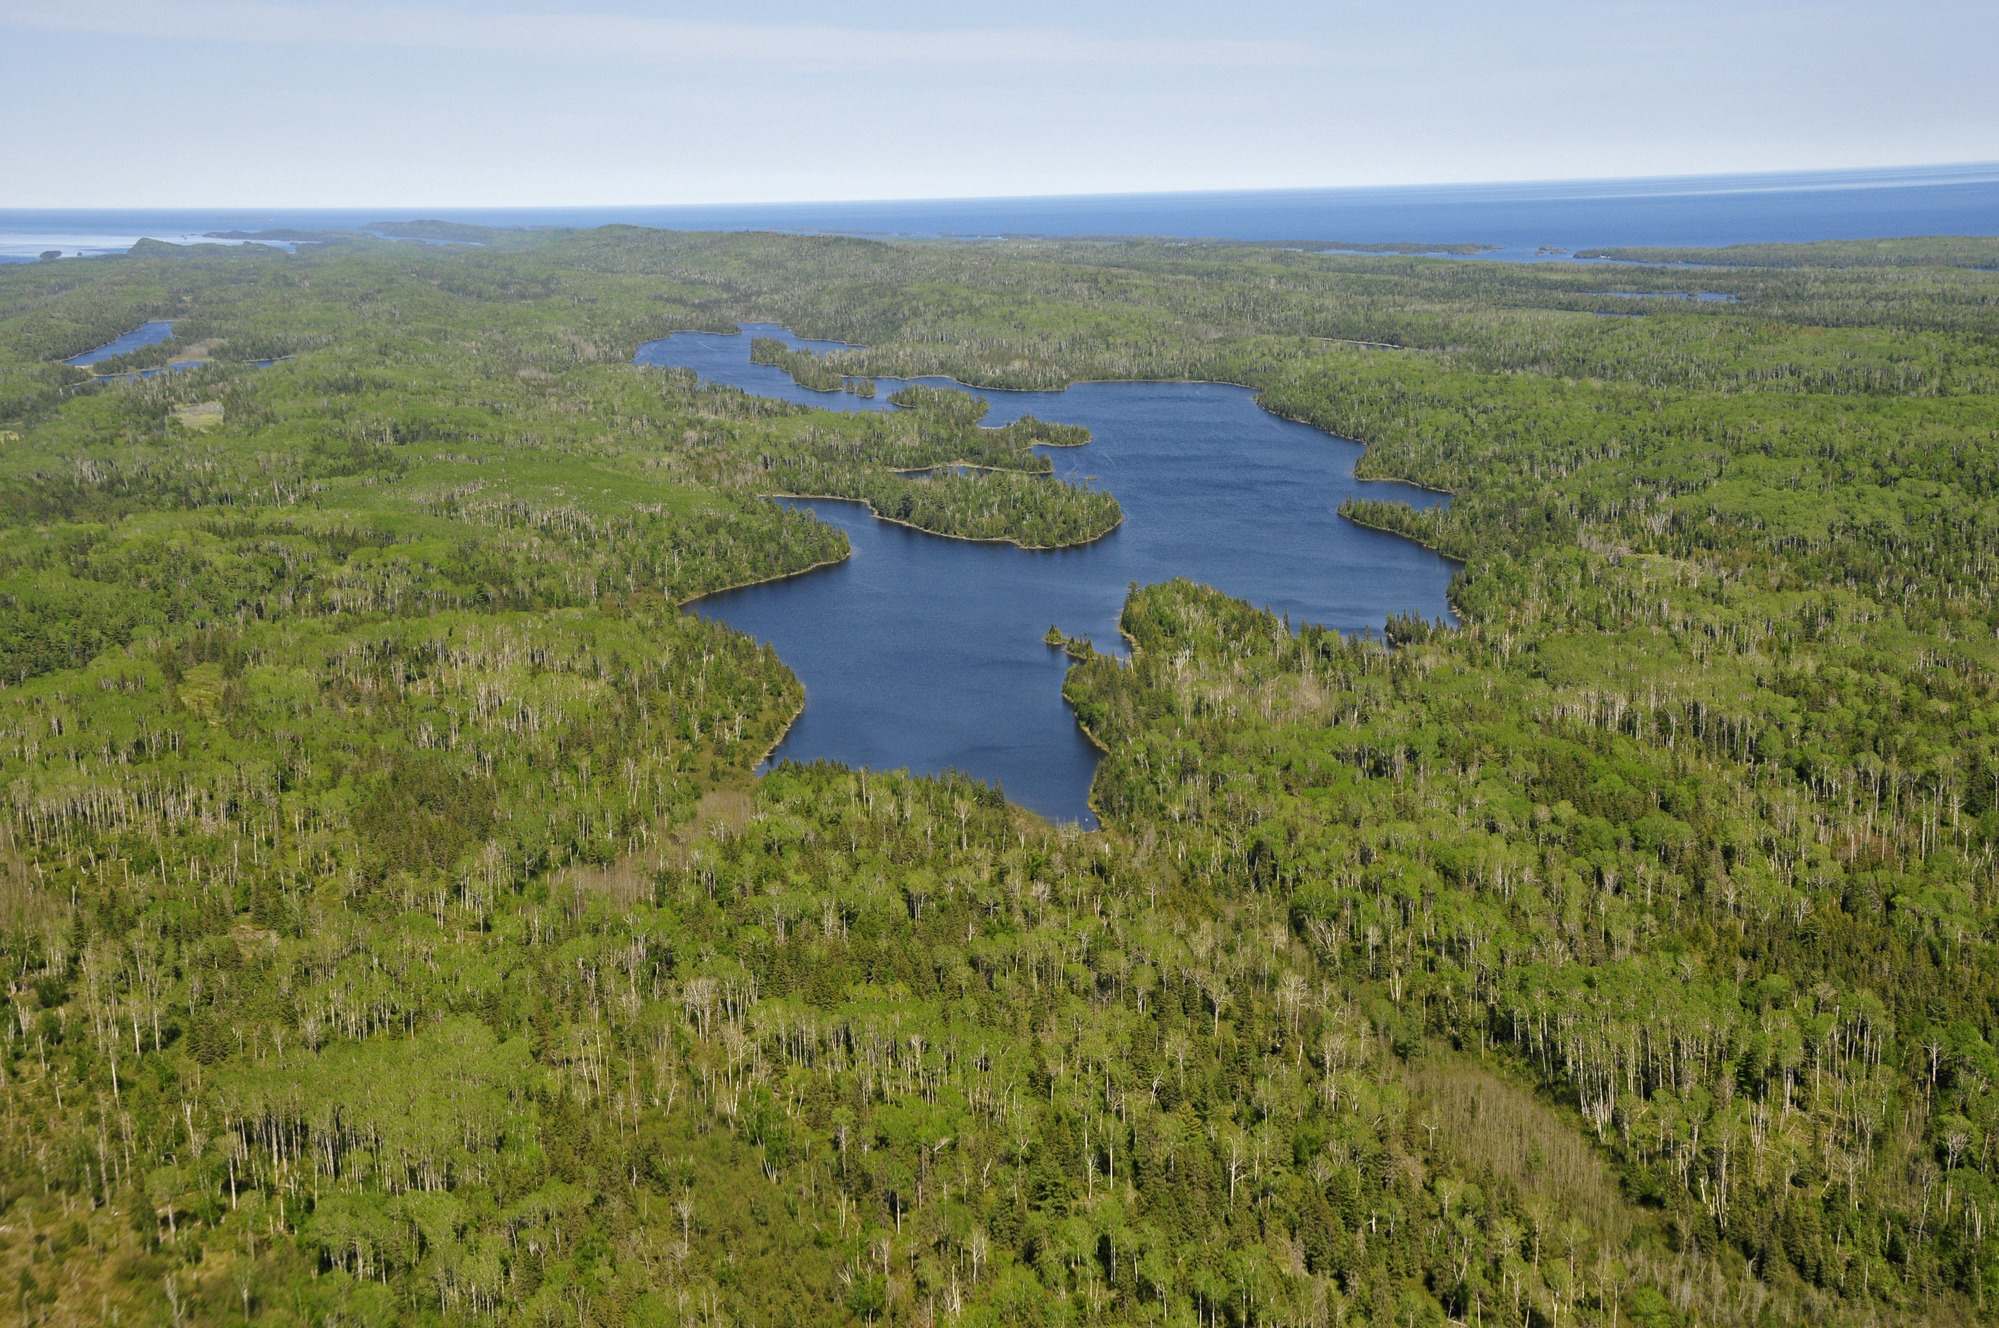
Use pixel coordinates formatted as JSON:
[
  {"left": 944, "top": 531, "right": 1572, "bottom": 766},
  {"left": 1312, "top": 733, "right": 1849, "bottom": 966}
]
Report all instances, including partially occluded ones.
[
  {"left": 63, "top": 323, "right": 290, "bottom": 378},
  {"left": 63, "top": 320, "right": 176, "bottom": 366},
  {"left": 640, "top": 326, "right": 1456, "bottom": 825}
]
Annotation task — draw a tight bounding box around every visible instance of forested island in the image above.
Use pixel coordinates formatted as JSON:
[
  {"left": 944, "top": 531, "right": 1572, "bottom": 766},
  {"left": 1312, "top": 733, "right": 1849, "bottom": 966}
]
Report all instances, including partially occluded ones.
[{"left": 2, "top": 225, "right": 1999, "bottom": 1327}]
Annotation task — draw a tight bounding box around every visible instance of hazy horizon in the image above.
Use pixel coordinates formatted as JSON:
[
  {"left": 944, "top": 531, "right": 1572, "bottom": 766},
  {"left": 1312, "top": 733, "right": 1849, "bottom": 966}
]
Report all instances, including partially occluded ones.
[
  {"left": 6, "top": 161, "right": 1999, "bottom": 215},
  {"left": 4, "top": 1, "right": 1992, "bottom": 208},
  {"left": 9, "top": 160, "right": 1999, "bottom": 264}
]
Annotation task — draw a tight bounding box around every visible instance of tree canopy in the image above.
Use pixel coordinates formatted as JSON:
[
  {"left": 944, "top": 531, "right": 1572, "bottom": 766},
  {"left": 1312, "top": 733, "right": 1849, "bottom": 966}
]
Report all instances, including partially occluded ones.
[{"left": 2, "top": 227, "right": 1998, "bottom": 1326}]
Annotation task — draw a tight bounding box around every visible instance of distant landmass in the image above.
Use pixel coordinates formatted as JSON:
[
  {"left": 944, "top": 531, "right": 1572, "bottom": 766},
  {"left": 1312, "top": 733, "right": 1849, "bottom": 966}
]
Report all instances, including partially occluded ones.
[
  {"left": 200, "top": 220, "right": 509, "bottom": 247},
  {"left": 5, "top": 159, "right": 1998, "bottom": 264},
  {"left": 1577, "top": 233, "right": 1999, "bottom": 268},
  {"left": 201, "top": 228, "right": 342, "bottom": 242}
]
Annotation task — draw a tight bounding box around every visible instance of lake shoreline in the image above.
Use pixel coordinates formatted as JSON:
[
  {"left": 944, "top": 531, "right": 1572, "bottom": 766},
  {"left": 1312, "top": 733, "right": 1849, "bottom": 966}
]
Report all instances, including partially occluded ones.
[
  {"left": 759, "top": 491, "right": 1125, "bottom": 551},
  {"left": 642, "top": 324, "right": 1458, "bottom": 509},
  {"left": 644, "top": 325, "right": 1458, "bottom": 823},
  {"left": 751, "top": 695, "right": 807, "bottom": 772},
  {"left": 1337, "top": 501, "right": 1468, "bottom": 572},
  {"left": 676, "top": 553, "right": 853, "bottom": 609}
]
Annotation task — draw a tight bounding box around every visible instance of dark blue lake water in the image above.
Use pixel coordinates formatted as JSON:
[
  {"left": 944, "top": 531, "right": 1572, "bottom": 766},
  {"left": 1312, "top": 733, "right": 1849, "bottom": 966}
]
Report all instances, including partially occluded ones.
[
  {"left": 640, "top": 326, "right": 1455, "bottom": 824},
  {"left": 63, "top": 321, "right": 176, "bottom": 366},
  {"left": 63, "top": 323, "right": 289, "bottom": 379}
]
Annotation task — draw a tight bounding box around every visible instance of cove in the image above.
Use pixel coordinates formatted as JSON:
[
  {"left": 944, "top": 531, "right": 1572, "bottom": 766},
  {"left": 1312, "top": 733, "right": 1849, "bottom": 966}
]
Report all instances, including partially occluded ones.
[
  {"left": 638, "top": 326, "right": 1458, "bottom": 825},
  {"left": 63, "top": 323, "right": 289, "bottom": 381},
  {"left": 64, "top": 321, "right": 177, "bottom": 366}
]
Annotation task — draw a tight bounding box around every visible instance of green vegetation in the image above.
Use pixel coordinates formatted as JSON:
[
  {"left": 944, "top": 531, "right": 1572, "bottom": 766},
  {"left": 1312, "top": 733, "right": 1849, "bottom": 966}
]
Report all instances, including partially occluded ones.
[
  {"left": 823, "top": 466, "right": 1121, "bottom": 548},
  {"left": 1575, "top": 234, "right": 1999, "bottom": 268},
  {"left": 2, "top": 225, "right": 1999, "bottom": 1327},
  {"left": 1000, "top": 416, "right": 1092, "bottom": 449},
  {"left": 720, "top": 379, "right": 1114, "bottom": 546},
  {"left": 750, "top": 336, "right": 876, "bottom": 398},
  {"left": 883, "top": 384, "right": 987, "bottom": 423},
  {"left": 716, "top": 379, "right": 1120, "bottom": 546},
  {"left": 1307, "top": 241, "right": 1497, "bottom": 256}
]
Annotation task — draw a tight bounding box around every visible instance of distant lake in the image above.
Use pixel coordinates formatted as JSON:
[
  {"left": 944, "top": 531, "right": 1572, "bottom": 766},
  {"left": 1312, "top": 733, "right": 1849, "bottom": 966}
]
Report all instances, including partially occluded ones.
[
  {"left": 640, "top": 326, "right": 1456, "bottom": 824},
  {"left": 63, "top": 321, "right": 176, "bottom": 366}
]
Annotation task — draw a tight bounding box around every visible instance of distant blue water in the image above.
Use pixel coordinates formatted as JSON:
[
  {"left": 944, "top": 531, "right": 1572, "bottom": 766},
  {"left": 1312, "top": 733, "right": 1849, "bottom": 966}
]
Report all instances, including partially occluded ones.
[
  {"left": 5, "top": 163, "right": 1999, "bottom": 263},
  {"left": 649, "top": 326, "right": 1455, "bottom": 824},
  {"left": 636, "top": 325, "right": 905, "bottom": 413},
  {"left": 63, "top": 321, "right": 175, "bottom": 366}
]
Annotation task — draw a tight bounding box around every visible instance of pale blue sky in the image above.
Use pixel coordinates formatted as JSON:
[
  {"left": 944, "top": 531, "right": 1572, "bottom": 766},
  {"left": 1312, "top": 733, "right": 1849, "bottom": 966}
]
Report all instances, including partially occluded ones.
[{"left": 1, "top": 0, "right": 1993, "bottom": 206}]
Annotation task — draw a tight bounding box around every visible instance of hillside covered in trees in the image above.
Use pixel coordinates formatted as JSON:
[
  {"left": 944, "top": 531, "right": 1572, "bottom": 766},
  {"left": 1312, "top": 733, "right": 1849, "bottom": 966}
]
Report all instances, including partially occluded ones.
[{"left": 2, "top": 228, "right": 1998, "bottom": 1327}]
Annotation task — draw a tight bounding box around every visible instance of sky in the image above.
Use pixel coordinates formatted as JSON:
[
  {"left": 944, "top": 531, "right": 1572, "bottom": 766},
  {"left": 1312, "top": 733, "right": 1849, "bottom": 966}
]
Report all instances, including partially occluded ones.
[{"left": 1, "top": 0, "right": 1995, "bottom": 207}]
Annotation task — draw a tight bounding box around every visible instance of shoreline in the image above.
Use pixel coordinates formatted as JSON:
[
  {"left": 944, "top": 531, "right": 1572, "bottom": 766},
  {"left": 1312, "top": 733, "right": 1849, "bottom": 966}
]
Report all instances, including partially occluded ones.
[
  {"left": 637, "top": 325, "right": 1319, "bottom": 398},
  {"left": 1073, "top": 715, "right": 1111, "bottom": 829},
  {"left": 1061, "top": 640, "right": 1134, "bottom": 830},
  {"left": 750, "top": 695, "right": 807, "bottom": 771},
  {"left": 1351, "top": 472, "right": 1456, "bottom": 499},
  {"left": 675, "top": 552, "right": 852, "bottom": 609},
  {"left": 1336, "top": 502, "right": 1465, "bottom": 566},
  {"left": 635, "top": 326, "right": 1458, "bottom": 508},
  {"left": 759, "top": 492, "right": 1125, "bottom": 551},
  {"left": 643, "top": 325, "right": 1455, "bottom": 828},
  {"left": 888, "top": 444, "right": 1085, "bottom": 477},
  {"left": 889, "top": 460, "right": 1050, "bottom": 477},
  {"left": 676, "top": 562, "right": 832, "bottom": 787}
]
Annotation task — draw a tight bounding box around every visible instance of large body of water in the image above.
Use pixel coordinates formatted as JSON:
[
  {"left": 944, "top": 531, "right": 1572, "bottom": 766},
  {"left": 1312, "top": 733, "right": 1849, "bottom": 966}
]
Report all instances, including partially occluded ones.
[
  {"left": 640, "top": 327, "right": 1455, "bottom": 824},
  {"left": 4, "top": 162, "right": 1998, "bottom": 263}
]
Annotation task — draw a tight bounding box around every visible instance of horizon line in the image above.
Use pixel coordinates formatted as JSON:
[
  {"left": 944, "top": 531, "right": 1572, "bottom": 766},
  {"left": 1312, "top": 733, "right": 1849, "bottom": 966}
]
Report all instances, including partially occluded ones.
[{"left": 7, "top": 159, "right": 1999, "bottom": 217}]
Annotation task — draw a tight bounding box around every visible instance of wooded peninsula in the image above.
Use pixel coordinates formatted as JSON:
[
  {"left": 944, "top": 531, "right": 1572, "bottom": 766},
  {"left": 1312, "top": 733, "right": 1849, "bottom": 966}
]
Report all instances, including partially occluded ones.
[{"left": 2, "top": 225, "right": 1998, "bottom": 1328}]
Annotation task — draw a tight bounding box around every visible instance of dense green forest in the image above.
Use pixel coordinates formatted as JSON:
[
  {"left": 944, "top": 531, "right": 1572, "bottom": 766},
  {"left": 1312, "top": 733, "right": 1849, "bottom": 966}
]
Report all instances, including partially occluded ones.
[
  {"left": 1573, "top": 235, "right": 1999, "bottom": 268},
  {"left": 2, "top": 226, "right": 1999, "bottom": 1328},
  {"left": 750, "top": 337, "right": 874, "bottom": 397}
]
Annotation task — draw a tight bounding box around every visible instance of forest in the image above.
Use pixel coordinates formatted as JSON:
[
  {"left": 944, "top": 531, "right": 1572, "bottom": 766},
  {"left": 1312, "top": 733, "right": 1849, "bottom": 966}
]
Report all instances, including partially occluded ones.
[{"left": 0, "top": 225, "right": 1997, "bottom": 1328}]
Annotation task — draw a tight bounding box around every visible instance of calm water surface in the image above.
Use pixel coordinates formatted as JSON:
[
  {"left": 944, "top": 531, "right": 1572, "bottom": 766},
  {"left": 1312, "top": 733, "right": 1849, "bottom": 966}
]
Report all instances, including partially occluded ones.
[
  {"left": 64, "top": 321, "right": 176, "bottom": 366},
  {"left": 641, "top": 327, "right": 1456, "bottom": 824},
  {"left": 8, "top": 165, "right": 1999, "bottom": 260}
]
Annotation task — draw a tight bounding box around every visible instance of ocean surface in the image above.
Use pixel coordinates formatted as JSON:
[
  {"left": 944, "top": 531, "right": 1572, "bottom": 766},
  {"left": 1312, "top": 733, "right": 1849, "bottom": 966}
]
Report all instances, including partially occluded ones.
[
  {"left": 4, "top": 162, "right": 1999, "bottom": 263},
  {"left": 645, "top": 327, "right": 1456, "bottom": 825}
]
